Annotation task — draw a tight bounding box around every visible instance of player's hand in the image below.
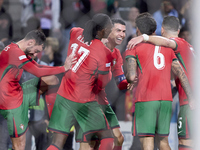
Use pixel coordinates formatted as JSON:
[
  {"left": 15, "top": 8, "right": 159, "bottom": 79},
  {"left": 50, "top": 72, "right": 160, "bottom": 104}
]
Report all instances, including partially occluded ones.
[
  {"left": 127, "top": 35, "right": 144, "bottom": 49},
  {"left": 64, "top": 53, "right": 77, "bottom": 71},
  {"left": 127, "top": 76, "right": 138, "bottom": 90}
]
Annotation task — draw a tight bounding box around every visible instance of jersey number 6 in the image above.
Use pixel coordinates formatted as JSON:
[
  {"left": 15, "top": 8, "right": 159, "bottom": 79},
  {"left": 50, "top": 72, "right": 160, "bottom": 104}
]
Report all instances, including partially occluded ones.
[{"left": 153, "top": 46, "right": 165, "bottom": 70}]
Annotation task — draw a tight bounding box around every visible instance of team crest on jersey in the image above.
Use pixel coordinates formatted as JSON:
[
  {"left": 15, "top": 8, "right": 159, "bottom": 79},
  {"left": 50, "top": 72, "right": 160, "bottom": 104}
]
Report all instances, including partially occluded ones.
[
  {"left": 106, "top": 62, "right": 111, "bottom": 67},
  {"left": 20, "top": 124, "right": 24, "bottom": 130},
  {"left": 113, "top": 59, "right": 116, "bottom": 67}
]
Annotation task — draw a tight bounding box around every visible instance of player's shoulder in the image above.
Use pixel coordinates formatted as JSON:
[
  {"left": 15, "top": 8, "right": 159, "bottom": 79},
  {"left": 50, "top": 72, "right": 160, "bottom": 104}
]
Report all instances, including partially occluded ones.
[{"left": 70, "top": 27, "right": 83, "bottom": 36}]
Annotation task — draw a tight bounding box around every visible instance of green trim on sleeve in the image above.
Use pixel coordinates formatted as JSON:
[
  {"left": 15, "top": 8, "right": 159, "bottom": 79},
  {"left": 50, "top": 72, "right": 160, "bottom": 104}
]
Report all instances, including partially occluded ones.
[
  {"left": 125, "top": 55, "right": 136, "bottom": 61},
  {"left": 171, "top": 39, "right": 178, "bottom": 51},
  {"left": 18, "top": 60, "right": 31, "bottom": 69},
  {"left": 0, "top": 65, "right": 16, "bottom": 81},
  {"left": 175, "top": 53, "right": 187, "bottom": 72},
  {"left": 98, "top": 70, "right": 109, "bottom": 75},
  {"left": 136, "top": 55, "right": 142, "bottom": 74}
]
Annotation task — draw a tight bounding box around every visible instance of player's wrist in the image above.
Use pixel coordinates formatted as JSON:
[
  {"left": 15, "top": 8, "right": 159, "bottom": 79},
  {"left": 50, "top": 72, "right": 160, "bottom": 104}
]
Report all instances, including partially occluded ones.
[{"left": 142, "top": 34, "right": 149, "bottom": 42}]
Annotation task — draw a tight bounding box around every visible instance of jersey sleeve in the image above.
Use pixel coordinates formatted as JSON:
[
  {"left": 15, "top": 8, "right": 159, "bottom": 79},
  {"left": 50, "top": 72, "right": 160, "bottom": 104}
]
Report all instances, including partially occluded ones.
[
  {"left": 112, "top": 49, "right": 124, "bottom": 77},
  {"left": 125, "top": 48, "right": 136, "bottom": 60},
  {"left": 171, "top": 49, "right": 178, "bottom": 61},
  {"left": 21, "top": 61, "right": 65, "bottom": 77},
  {"left": 112, "top": 49, "right": 128, "bottom": 90},
  {"left": 9, "top": 46, "right": 31, "bottom": 67}
]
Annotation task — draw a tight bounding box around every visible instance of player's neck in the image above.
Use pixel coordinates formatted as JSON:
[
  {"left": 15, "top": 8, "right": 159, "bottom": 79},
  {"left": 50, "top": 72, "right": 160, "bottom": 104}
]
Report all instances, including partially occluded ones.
[
  {"left": 16, "top": 40, "right": 25, "bottom": 51},
  {"left": 106, "top": 42, "right": 115, "bottom": 52}
]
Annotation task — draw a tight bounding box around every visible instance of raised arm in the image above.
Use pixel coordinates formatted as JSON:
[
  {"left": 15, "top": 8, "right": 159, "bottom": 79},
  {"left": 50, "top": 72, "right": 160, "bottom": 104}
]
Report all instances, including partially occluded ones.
[
  {"left": 22, "top": 53, "right": 76, "bottom": 77},
  {"left": 171, "top": 60, "right": 194, "bottom": 109},
  {"left": 127, "top": 34, "right": 177, "bottom": 50}
]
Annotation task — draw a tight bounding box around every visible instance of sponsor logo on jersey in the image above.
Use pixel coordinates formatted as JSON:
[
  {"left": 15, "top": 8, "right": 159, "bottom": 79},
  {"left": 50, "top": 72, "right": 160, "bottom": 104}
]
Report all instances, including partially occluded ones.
[
  {"left": 106, "top": 62, "right": 111, "bottom": 67},
  {"left": 19, "top": 55, "right": 27, "bottom": 60}
]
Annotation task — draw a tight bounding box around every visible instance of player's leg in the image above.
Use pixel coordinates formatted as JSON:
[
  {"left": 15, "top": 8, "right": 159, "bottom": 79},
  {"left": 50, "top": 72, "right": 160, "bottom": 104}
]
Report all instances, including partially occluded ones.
[
  {"left": 47, "top": 132, "right": 68, "bottom": 150},
  {"left": 0, "top": 98, "right": 30, "bottom": 150},
  {"left": 96, "top": 129, "right": 114, "bottom": 150},
  {"left": 179, "top": 139, "right": 193, "bottom": 150},
  {"left": 76, "top": 102, "right": 114, "bottom": 150},
  {"left": 156, "top": 101, "right": 172, "bottom": 150},
  {"left": 177, "top": 104, "right": 193, "bottom": 150},
  {"left": 47, "top": 95, "right": 76, "bottom": 149},
  {"left": 139, "top": 136, "right": 154, "bottom": 150},
  {"left": 133, "top": 101, "right": 160, "bottom": 150},
  {"left": 156, "top": 136, "right": 171, "bottom": 150},
  {"left": 101, "top": 104, "right": 124, "bottom": 150},
  {"left": 112, "top": 128, "right": 124, "bottom": 150},
  {"left": 11, "top": 134, "right": 26, "bottom": 150}
]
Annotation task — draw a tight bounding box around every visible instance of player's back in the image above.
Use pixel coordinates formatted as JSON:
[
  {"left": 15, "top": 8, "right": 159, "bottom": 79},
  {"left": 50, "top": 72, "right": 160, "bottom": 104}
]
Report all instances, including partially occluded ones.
[
  {"left": 172, "top": 37, "right": 194, "bottom": 105},
  {"left": 0, "top": 43, "right": 28, "bottom": 109},
  {"left": 57, "top": 27, "right": 112, "bottom": 103},
  {"left": 126, "top": 42, "right": 177, "bottom": 102}
]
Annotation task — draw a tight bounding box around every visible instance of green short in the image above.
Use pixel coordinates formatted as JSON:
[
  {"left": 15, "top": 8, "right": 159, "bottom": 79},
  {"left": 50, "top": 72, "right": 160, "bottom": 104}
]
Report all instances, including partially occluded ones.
[
  {"left": 100, "top": 104, "right": 119, "bottom": 129},
  {"left": 0, "top": 99, "right": 29, "bottom": 137},
  {"left": 21, "top": 77, "right": 41, "bottom": 106},
  {"left": 133, "top": 101, "right": 172, "bottom": 137},
  {"left": 0, "top": 77, "right": 41, "bottom": 137},
  {"left": 75, "top": 104, "right": 119, "bottom": 142},
  {"left": 48, "top": 94, "right": 110, "bottom": 142},
  {"left": 177, "top": 104, "right": 192, "bottom": 139}
]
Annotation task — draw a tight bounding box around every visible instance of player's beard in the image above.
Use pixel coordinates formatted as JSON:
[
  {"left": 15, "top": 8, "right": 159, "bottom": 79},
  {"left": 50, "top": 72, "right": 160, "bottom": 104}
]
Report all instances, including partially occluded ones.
[{"left": 24, "top": 46, "right": 35, "bottom": 58}]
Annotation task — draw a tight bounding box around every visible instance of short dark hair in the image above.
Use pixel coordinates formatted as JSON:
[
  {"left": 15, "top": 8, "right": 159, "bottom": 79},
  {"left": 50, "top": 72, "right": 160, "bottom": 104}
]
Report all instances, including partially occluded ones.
[
  {"left": 83, "top": 13, "right": 112, "bottom": 44},
  {"left": 24, "top": 30, "right": 46, "bottom": 47},
  {"left": 111, "top": 18, "right": 126, "bottom": 26},
  {"left": 162, "top": 16, "right": 180, "bottom": 32},
  {"left": 135, "top": 12, "right": 157, "bottom": 35}
]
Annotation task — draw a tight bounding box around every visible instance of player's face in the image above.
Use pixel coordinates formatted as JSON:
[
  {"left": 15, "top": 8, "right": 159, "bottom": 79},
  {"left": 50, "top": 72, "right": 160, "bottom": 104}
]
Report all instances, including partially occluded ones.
[
  {"left": 24, "top": 44, "right": 43, "bottom": 59},
  {"left": 108, "top": 23, "right": 126, "bottom": 46}
]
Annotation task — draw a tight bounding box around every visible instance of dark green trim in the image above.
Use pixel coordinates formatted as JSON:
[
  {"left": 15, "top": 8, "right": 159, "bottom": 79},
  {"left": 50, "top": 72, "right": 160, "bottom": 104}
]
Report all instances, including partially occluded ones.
[
  {"left": 171, "top": 39, "right": 178, "bottom": 51},
  {"left": 136, "top": 55, "right": 142, "bottom": 74},
  {"left": 176, "top": 53, "right": 187, "bottom": 72},
  {"left": 90, "top": 68, "right": 98, "bottom": 79},
  {"left": 18, "top": 60, "right": 31, "bottom": 69},
  {"left": 98, "top": 70, "right": 109, "bottom": 75},
  {"left": 125, "top": 55, "right": 136, "bottom": 61},
  {"left": 0, "top": 65, "right": 16, "bottom": 81}
]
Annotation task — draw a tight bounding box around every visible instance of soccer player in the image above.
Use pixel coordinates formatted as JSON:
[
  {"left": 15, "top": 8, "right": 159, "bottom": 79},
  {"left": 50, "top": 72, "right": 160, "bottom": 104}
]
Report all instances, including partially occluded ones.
[
  {"left": 77, "top": 18, "right": 135, "bottom": 150},
  {"left": 127, "top": 16, "right": 194, "bottom": 150},
  {"left": 125, "top": 13, "right": 193, "bottom": 150},
  {"left": 47, "top": 13, "right": 114, "bottom": 150},
  {"left": 0, "top": 29, "right": 75, "bottom": 150}
]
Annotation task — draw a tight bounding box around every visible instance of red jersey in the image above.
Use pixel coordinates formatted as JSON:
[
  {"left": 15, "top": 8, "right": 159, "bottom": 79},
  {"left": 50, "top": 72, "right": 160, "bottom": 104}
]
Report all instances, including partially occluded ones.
[
  {"left": 0, "top": 43, "right": 65, "bottom": 109},
  {"left": 171, "top": 37, "right": 194, "bottom": 106},
  {"left": 125, "top": 43, "right": 177, "bottom": 102},
  {"left": 57, "top": 27, "right": 112, "bottom": 103},
  {"left": 98, "top": 47, "right": 126, "bottom": 105}
]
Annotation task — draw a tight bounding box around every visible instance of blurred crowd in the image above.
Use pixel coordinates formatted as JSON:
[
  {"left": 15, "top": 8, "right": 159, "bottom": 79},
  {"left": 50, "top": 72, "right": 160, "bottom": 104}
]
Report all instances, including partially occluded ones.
[{"left": 0, "top": 0, "right": 193, "bottom": 150}]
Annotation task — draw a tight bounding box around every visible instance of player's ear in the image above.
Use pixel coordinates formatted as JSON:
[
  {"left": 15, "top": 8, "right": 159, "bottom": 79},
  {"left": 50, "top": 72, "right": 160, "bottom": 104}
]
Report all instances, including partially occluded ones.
[
  {"left": 28, "top": 39, "right": 36, "bottom": 46},
  {"left": 161, "top": 27, "right": 164, "bottom": 35}
]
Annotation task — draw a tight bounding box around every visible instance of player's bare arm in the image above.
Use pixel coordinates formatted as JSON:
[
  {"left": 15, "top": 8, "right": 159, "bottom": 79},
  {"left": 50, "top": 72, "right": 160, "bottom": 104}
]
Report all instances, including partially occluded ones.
[
  {"left": 127, "top": 35, "right": 176, "bottom": 50},
  {"left": 171, "top": 60, "right": 194, "bottom": 109},
  {"left": 40, "top": 75, "right": 59, "bottom": 94},
  {"left": 126, "top": 57, "right": 137, "bottom": 85}
]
